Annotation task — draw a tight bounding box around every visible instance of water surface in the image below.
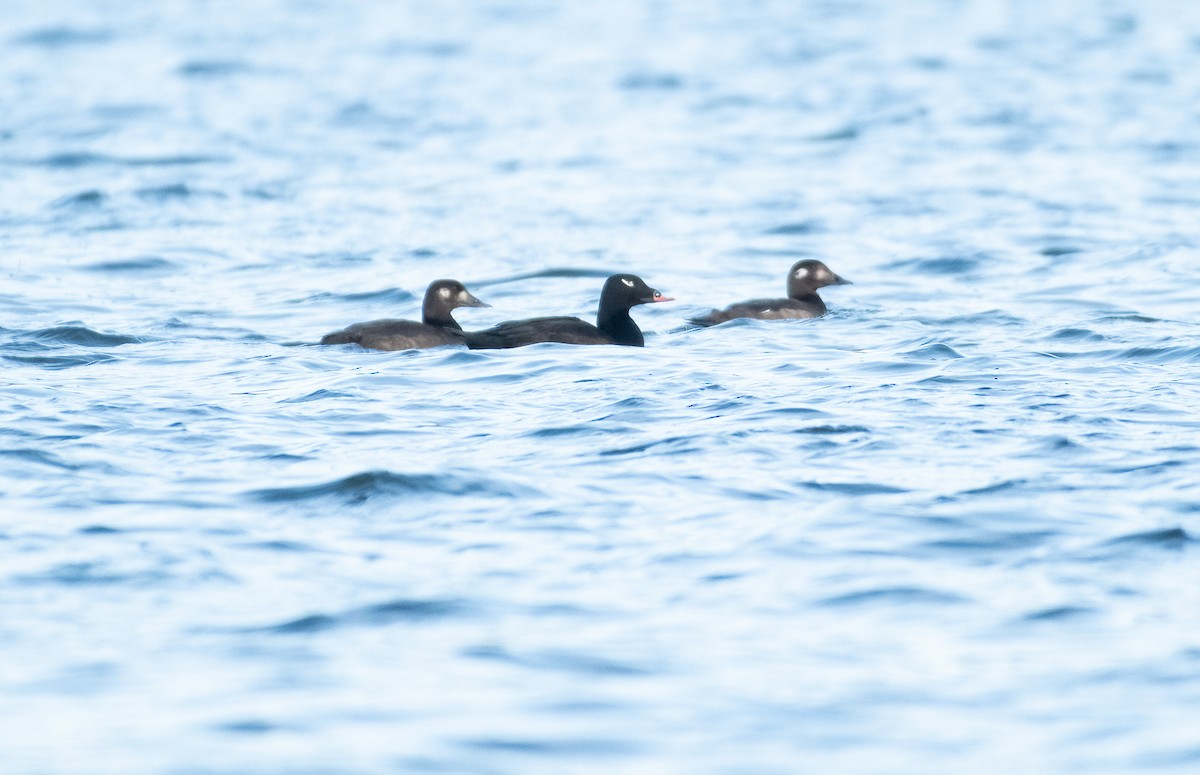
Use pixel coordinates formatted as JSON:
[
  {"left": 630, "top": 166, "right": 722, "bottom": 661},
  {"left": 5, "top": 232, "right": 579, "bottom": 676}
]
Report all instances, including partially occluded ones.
[{"left": 3, "top": 1, "right": 1200, "bottom": 772}]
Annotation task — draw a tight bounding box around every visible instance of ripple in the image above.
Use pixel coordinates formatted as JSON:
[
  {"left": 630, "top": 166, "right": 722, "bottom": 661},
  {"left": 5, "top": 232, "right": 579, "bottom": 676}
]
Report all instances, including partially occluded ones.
[
  {"left": 256, "top": 598, "right": 467, "bottom": 634},
  {"left": 1105, "top": 460, "right": 1184, "bottom": 475},
  {"left": 84, "top": 256, "right": 178, "bottom": 274},
  {"left": 0, "top": 448, "right": 82, "bottom": 471},
  {"left": 297, "top": 287, "right": 415, "bottom": 304},
  {"left": 763, "top": 220, "right": 824, "bottom": 235},
  {"left": 12, "top": 26, "right": 113, "bottom": 47},
  {"left": 904, "top": 343, "right": 963, "bottom": 360},
  {"left": 803, "top": 481, "right": 909, "bottom": 495},
  {"left": 136, "top": 183, "right": 223, "bottom": 202},
  {"left": 1117, "top": 346, "right": 1200, "bottom": 364},
  {"left": 807, "top": 126, "right": 859, "bottom": 142},
  {"left": 919, "top": 530, "right": 1057, "bottom": 554},
  {"left": 792, "top": 425, "right": 870, "bottom": 435},
  {"left": 465, "top": 645, "right": 654, "bottom": 676},
  {"left": 526, "top": 424, "right": 627, "bottom": 439},
  {"left": 91, "top": 103, "right": 162, "bottom": 120},
  {"left": 1095, "top": 314, "right": 1168, "bottom": 324},
  {"left": 819, "top": 587, "right": 968, "bottom": 607},
  {"left": 50, "top": 190, "right": 108, "bottom": 210},
  {"left": 247, "top": 470, "right": 534, "bottom": 504},
  {"left": 750, "top": 406, "right": 829, "bottom": 420},
  {"left": 1044, "top": 327, "right": 1107, "bottom": 343},
  {"left": 1042, "top": 345, "right": 1200, "bottom": 365},
  {"left": 598, "top": 436, "right": 700, "bottom": 457},
  {"left": 618, "top": 72, "right": 684, "bottom": 90},
  {"left": 78, "top": 525, "right": 123, "bottom": 535},
  {"left": 381, "top": 39, "right": 467, "bottom": 58},
  {"left": 278, "top": 388, "right": 356, "bottom": 404},
  {"left": 855, "top": 360, "right": 937, "bottom": 374},
  {"left": 237, "top": 540, "right": 319, "bottom": 553},
  {"left": 931, "top": 310, "right": 1028, "bottom": 326},
  {"left": 1020, "top": 605, "right": 1097, "bottom": 622},
  {"left": 893, "top": 255, "right": 983, "bottom": 275},
  {"left": 474, "top": 267, "right": 614, "bottom": 287},
  {"left": 177, "top": 60, "right": 253, "bottom": 78},
  {"left": 16, "top": 562, "right": 171, "bottom": 587},
  {"left": 217, "top": 720, "right": 280, "bottom": 735},
  {"left": 333, "top": 101, "right": 414, "bottom": 130},
  {"left": 27, "top": 152, "right": 230, "bottom": 169},
  {"left": 1039, "top": 245, "right": 1084, "bottom": 256},
  {"left": 1033, "top": 436, "right": 1085, "bottom": 453},
  {"left": 1, "top": 353, "right": 119, "bottom": 369},
  {"left": 1102, "top": 527, "right": 1192, "bottom": 549},
  {"left": 458, "top": 737, "right": 640, "bottom": 756},
  {"left": 958, "top": 479, "right": 1028, "bottom": 496},
  {"left": 16, "top": 325, "right": 141, "bottom": 347}
]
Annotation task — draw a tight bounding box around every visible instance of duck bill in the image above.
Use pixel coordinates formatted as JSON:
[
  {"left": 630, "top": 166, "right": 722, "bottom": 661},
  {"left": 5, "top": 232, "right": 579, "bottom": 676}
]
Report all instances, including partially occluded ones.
[
  {"left": 830, "top": 275, "right": 852, "bottom": 286},
  {"left": 648, "top": 292, "right": 675, "bottom": 303},
  {"left": 463, "top": 293, "right": 491, "bottom": 308}
]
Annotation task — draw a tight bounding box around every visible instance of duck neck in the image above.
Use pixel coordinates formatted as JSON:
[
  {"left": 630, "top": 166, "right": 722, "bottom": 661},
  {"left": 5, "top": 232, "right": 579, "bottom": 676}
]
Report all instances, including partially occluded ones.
[
  {"left": 788, "top": 290, "right": 826, "bottom": 313},
  {"left": 597, "top": 303, "right": 644, "bottom": 346},
  {"left": 422, "top": 304, "right": 461, "bottom": 331}
]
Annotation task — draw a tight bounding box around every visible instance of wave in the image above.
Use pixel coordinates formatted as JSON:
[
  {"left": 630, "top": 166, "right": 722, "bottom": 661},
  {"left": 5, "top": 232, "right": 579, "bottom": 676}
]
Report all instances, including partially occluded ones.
[
  {"left": 472, "top": 267, "right": 615, "bottom": 288},
  {"left": 1042, "top": 346, "right": 1200, "bottom": 364},
  {"left": 820, "top": 586, "right": 968, "bottom": 607},
  {"left": 12, "top": 26, "right": 113, "bottom": 47},
  {"left": 25, "top": 152, "right": 230, "bottom": 169},
  {"left": 50, "top": 190, "right": 108, "bottom": 210},
  {"left": 16, "top": 325, "right": 141, "bottom": 347},
  {"left": 255, "top": 598, "right": 467, "bottom": 634},
  {"left": 247, "top": 469, "right": 534, "bottom": 504},
  {"left": 2, "top": 353, "right": 119, "bottom": 369},
  {"left": 619, "top": 72, "right": 684, "bottom": 90},
  {"left": 763, "top": 219, "right": 825, "bottom": 235},
  {"left": 1020, "top": 605, "right": 1097, "bottom": 622},
  {"left": 1103, "top": 527, "right": 1192, "bottom": 549},
  {"left": 16, "top": 562, "right": 170, "bottom": 587},
  {"left": 802, "top": 481, "right": 909, "bottom": 495},
  {"left": 903, "top": 342, "right": 963, "bottom": 359},
  {"left": 177, "top": 60, "right": 253, "bottom": 78},
  {"left": 135, "top": 183, "right": 225, "bottom": 202},
  {"left": 84, "top": 256, "right": 178, "bottom": 273},
  {"left": 892, "top": 255, "right": 986, "bottom": 275},
  {"left": 295, "top": 287, "right": 415, "bottom": 304},
  {"left": 0, "top": 448, "right": 82, "bottom": 471},
  {"left": 465, "top": 645, "right": 653, "bottom": 676}
]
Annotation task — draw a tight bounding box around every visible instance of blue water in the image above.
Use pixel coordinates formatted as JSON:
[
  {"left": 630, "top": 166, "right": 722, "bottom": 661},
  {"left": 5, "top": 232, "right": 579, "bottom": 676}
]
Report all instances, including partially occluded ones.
[{"left": 3, "top": 1, "right": 1200, "bottom": 772}]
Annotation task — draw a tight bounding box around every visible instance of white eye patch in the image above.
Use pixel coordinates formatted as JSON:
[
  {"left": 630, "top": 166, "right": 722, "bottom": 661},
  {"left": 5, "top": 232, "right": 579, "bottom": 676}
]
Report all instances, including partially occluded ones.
[
  {"left": 794, "top": 267, "right": 810, "bottom": 278},
  {"left": 621, "top": 278, "right": 635, "bottom": 287},
  {"left": 439, "top": 287, "right": 452, "bottom": 298}
]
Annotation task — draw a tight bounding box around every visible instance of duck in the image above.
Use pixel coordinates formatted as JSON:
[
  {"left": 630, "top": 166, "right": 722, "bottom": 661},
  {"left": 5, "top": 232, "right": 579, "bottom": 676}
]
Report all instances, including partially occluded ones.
[
  {"left": 464, "top": 274, "right": 672, "bottom": 349},
  {"left": 319, "top": 279, "right": 488, "bottom": 350},
  {"left": 689, "top": 260, "right": 850, "bottom": 326}
]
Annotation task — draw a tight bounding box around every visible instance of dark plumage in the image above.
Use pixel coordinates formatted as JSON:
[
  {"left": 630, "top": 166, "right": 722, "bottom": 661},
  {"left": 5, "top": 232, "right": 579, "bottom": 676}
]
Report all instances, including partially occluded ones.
[
  {"left": 319, "top": 279, "right": 488, "bottom": 351},
  {"left": 689, "top": 260, "right": 851, "bottom": 326},
  {"left": 464, "top": 274, "right": 672, "bottom": 349}
]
